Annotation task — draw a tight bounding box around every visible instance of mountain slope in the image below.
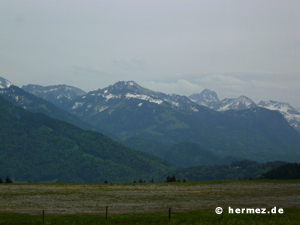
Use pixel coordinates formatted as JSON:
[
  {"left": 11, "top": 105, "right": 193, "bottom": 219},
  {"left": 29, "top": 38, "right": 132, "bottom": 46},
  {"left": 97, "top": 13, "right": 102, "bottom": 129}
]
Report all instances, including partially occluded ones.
[
  {"left": 0, "top": 96, "right": 177, "bottom": 183},
  {"left": 124, "top": 138, "right": 241, "bottom": 167},
  {"left": 189, "top": 89, "right": 220, "bottom": 109},
  {"left": 258, "top": 100, "right": 300, "bottom": 132},
  {"left": 219, "top": 107, "right": 300, "bottom": 160},
  {"left": 62, "top": 81, "right": 207, "bottom": 139},
  {"left": 22, "top": 80, "right": 300, "bottom": 162},
  {"left": 60, "top": 81, "right": 300, "bottom": 162},
  {"left": 0, "top": 84, "right": 118, "bottom": 140},
  {"left": 22, "top": 84, "right": 86, "bottom": 108},
  {"left": 0, "top": 85, "right": 93, "bottom": 130},
  {"left": 216, "top": 95, "right": 257, "bottom": 111},
  {"left": 188, "top": 88, "right": 300, "bottom": 133},
  {"left": 160, "top": 141, "right": 240, "bottom": 167},
  {"left": 0, "top": 77, "right": 13, "bottom": 89},
  {"left": 188, "top": 90, "right": 257, "bottom": 111}
]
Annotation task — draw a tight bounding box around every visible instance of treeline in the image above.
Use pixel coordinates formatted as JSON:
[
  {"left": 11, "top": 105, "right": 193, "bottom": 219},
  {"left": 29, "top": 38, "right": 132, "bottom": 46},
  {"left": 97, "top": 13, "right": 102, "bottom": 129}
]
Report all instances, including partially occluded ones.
[
  {"left": 0, "top": 175, "right": 13, "bottom": 183},
  {"left": 165, "top": 175, "right": 186, "bottom": 182},
  {"left": 261, "top": 162, "right": 300, "bottom": 179},
  {"left": 159, "top": 160, "right": 289, "bottom": 182}
]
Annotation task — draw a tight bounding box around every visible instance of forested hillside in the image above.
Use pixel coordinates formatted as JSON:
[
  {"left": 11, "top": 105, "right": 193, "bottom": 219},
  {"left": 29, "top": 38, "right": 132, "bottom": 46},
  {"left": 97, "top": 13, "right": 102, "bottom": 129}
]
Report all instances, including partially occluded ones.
[
  {"left": 0, "top": 85, "right": 118, "bottom": 140},
  {"left": 0, "top": 96, "right": 177, "bottom": 183},
  {"left": 261, "top": 162, "right": 300, "bottom": 179},
  {"left": 124, "top": 138, "right": 240, "bottom": 167},
  {"left": 161, "top": 160, "right": 288, "bottom": 182}
]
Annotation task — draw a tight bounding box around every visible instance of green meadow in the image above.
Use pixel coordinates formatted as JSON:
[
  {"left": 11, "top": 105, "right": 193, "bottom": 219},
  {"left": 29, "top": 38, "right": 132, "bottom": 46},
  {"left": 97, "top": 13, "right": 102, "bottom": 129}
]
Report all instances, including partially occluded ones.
[
  {"left": 1, "top": 209, "right": 300, "bottom": 225},
  {"left": 0, "top": 180, "right": 299, "bottom": 224}
]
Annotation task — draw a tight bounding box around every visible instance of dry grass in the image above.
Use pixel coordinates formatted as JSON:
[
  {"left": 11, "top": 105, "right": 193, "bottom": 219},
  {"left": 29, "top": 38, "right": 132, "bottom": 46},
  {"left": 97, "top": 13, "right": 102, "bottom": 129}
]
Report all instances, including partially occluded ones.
[{"left": 0, "top": 180, "right": 299, "bottom": 215}]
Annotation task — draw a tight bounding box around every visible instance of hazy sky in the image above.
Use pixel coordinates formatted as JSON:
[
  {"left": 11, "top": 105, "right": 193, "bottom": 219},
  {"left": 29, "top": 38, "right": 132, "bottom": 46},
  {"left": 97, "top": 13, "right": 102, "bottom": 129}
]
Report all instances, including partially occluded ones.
[{"left": 1, "top": 0, "right": 300, "bottom": 107}]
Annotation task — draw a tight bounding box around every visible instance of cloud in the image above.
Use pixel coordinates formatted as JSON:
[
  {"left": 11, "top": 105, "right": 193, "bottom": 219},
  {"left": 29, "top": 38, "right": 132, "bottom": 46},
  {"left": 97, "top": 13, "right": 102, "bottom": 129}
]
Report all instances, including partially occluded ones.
[
  {"left": 196, "top": 74, "right": 246, "bottom": 92},
  {"left": 250, "top": 80, "right": 287, "bottom": 90},
  {"left": 142, "top": 79, "right": 203, "bottom": 96},
  {"left": 72, "top": 66, "right": 113, "bottom": 77},
  {"left": 14, "top": 14, "right": 26, "bottom": 25},
  {"left": 113, "top": 58, "right": 146, "bottom": 71}
]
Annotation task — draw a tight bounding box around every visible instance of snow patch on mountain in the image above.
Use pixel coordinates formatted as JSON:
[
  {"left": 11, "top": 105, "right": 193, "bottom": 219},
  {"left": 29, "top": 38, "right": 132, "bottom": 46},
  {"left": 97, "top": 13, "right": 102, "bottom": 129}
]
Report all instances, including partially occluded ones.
[
  {"left": 125, "top": 93, "right": 163, "bottom": 104},
  {"left": 258, "top": 101, "right": 299, "bottom": 115},
  {"left": 170, "top": 101, "right": 180, "bottom": 107},
  {"left": 72, "top": 102, "right": 84, "bottom": 109},
  {"left": 191, "top": 107, "right": 199, "bottom": 112},
  {"left": 217, "top": 96, "right": 257, "bottom": 111},
  {"left": 105, "top": 93, "right": 121, "bottom": 101},
  {"left": 98, "top": 106, "right": 109, "bottom": 112},
  {"left": 0, "top": 77, "right": 13, "bottom": 89},
  {"left": 258, "top": 100, "right": 300, "bottom": 131}
]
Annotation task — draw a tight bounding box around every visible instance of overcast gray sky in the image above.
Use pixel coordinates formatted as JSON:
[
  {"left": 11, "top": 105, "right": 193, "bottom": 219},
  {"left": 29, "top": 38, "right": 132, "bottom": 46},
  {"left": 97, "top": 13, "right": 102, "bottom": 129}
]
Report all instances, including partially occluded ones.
[{"left": 1, "top": 0, "right": 300, "bottom": 107}]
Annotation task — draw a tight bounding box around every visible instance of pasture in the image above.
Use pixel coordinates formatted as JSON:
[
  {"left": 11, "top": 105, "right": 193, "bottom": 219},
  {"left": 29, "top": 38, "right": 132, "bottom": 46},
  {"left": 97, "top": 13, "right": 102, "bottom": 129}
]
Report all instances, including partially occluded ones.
[{"left": 0, "top": 180, "right": 299, "bottom": 224}]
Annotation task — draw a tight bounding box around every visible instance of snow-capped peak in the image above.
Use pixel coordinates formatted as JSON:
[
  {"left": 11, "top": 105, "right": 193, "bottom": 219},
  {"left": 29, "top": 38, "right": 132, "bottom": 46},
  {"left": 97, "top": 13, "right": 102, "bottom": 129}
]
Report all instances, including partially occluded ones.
[
  {"left": 201, "top": 89, "right": 220, "bottom": 102},
  {"left": 71, "top": 81, "right": 203, "bottom": 116},
  {"left": 217, "top": 95, "right": 257, "bottom": 111},
  {"left": 0, "top": 77, "right": 13, "bottom": 89},
  {"left": 113, "top": 81, "right": 139, "bottom": 89},
  {"left": 22, "top": 84, "right": 86, "bottom": 100},
  {"left": 258, "top": 100, "right": 300, "bottom": 132},
  {"left": 188, "top": 89, "right": 220, "bottom": 109},
  {"left": 258, "top": 100, "right": 298, "bottom": 114}
]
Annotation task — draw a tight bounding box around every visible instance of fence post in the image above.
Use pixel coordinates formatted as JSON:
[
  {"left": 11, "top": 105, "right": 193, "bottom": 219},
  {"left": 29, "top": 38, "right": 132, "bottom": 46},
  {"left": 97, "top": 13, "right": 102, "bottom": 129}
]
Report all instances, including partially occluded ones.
[
  {"left": 106, "top": 206, "right": 108, "bottom": 219},
  {"left": 169, "top": 208, "right": 171, "bottom": 220}
]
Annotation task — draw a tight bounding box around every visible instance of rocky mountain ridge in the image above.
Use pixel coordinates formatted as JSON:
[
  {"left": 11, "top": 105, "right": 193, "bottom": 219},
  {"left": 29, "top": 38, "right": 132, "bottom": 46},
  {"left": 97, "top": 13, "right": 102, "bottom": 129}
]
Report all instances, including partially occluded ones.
[{"left": 189, "top": 89, "right": 300, "bottom": 132}]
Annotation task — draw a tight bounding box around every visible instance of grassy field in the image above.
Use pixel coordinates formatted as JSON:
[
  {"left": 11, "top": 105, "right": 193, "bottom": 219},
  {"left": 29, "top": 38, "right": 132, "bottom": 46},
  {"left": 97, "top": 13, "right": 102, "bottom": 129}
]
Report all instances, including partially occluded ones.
[{"left": 0, "top": 180, "right": 299, "bottom": 224}]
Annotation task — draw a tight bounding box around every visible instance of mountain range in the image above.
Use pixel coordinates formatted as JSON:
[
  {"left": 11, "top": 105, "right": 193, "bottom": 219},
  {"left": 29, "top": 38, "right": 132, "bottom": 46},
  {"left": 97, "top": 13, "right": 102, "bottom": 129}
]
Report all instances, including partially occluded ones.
[
  {"left": 188, "top": 89, "right": 300, "bottom": 132},
  {"left": 22, "top": 80, "right": 300, "bottom": 134},
  {"left": 22, "top": 84, "right": 86, "bottom": 108},
  {"left": 20, "top": 79, "right": 300, "bottom": 162},
  {"left": 1, "top": 76, "right": 300, "bottom": 182}
]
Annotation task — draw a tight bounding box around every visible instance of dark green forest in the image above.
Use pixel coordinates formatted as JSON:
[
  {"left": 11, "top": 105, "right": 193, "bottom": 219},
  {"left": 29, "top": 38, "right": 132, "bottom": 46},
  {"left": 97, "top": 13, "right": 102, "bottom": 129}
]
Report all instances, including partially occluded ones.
[
  {"left": 0, "top": 96, "right": 177, "bottom": 183},
  {"left": 161, "top": 160, "right": 289, "bottom": 182},
  {"left": 261, "top": 162, "right": 300, "bottom": 179},
  {"left": 124, "top": 138, "right": 241, "bottom": 167}
]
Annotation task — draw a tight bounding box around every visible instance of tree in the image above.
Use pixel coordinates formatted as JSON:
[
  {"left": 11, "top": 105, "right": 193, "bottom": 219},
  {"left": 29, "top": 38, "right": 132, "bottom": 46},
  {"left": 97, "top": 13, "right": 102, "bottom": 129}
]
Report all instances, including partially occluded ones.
[
  {"left": 139, "top": 178, "right": 143, "bottom": 183},
  {"left": 104, "top": 180, "right": 108, "bottom": 184},
  {"left": 150, "top": 178, "right": 154, "bottom": 183},
  {"left": 166, "top": 175, "right": 177, "bottom": 182},
  {"left": 183, "top": 179, "right": 186, "bottom": 182},
  {"left": 5, "top": 175, "right": 12, "bottom": 183},
  {"left": 0, "top": 178, "right": 2, "bottom": 183}
]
